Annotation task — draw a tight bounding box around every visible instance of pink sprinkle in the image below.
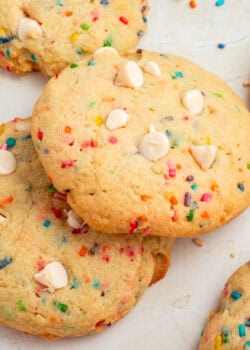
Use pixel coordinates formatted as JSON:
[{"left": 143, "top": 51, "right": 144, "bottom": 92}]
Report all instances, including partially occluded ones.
[
  {"left": 37, "top": 257, "right": 45, "bottom": 271},
  {"left": 125, "top": 246, "right": 135, "bottom": 257},
  {"left": 102, "top": 255, "right": 110, "bottom": 263},
  {"left": 142, "top": 227, "right": 153, "bottom": 236},
  {"left": 182, "top": 116, "right": 189, "bottom": 121},
  {"left": 168, "top": 161, "right": 176, "bottom": 178},
  {"left": 200, "top": 193, "right": 212, "bottom": 202},
  {"left": 1, "top": 143, "right": 7, "bottom": 150},
  {"left": 172, "top": 211, "right": 179, "bottom": 222},
  {"left": 12, "top": 117, "right": 20, "bottom": 123},
  {"left": 91, "top": 9, "right": 99, "bottom": 22},
  {"left": 129, "top": 221, "right": 138, "bottom": 235},
  {"left": 61, "top": 160, "right": 75, "bottom": 169},
  {"left": 54, "top": 192, "right": 67, "bottom": 201},
  {"left": 35, "top": 285, "right": 44, "bottom": 297},
  {"left": 81, "top": 139, "right": 97, "bottom": 149},
  {"left": 108, "top": 136, "right": 118, "bottom": 144}
]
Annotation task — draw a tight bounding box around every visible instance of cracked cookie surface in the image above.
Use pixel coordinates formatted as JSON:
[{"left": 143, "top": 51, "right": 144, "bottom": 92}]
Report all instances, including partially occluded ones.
[{"left": 0, "top": 118, "right": 174, "bottom": 339}]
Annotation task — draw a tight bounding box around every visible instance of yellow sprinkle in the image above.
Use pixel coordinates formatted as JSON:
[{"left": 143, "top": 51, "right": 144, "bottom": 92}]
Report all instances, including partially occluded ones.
[
  {"left": 0, "top": 124, "right": 5, "bottom": 136},
  {"left": 0, "top": 28, "right": 6, "bottom": 37},
  {"left": 115, "top": 3, "right": 127, "bottom": 10},
  {"left": 95, "top": 116, "right": 103, "bottom": 126},
  {"left": 70, "top": 32, "right": 79, "bottom": 42},
  {"left": 206, "top": 137, "right": 211, "bottom": 145},
  {"left": 214, "top": 335, "right": 222, "bottom": 350}
]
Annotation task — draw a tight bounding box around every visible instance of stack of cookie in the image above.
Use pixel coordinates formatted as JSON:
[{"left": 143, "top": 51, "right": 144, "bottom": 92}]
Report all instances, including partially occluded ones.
[{"left": 0, "top": 0, "right": 249, "bottom": 344}]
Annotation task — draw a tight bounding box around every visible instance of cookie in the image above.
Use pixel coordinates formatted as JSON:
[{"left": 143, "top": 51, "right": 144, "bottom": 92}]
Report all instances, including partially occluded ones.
[
  {"left": 31, "top": 49, "right": 250, "bottom": 238},
  {"left": 0, "top": 0, "right": 148, "bottom": 76},
  {"left": 0, "top": 118, "right": 174, "bottom": 340},
  {"left": 200, "top": 262, "right": 250, "bottom": 350}
]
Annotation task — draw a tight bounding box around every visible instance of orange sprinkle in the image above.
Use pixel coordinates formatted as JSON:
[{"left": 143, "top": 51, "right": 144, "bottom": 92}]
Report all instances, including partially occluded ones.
[
  {"left": 79, "top": 246, "right": 88, "bottom": 257},
  {"left": 138, "top": 215, "right": 147, "bottom": 222},
  {"left": 201, "top": 211, "right": 210, "bottom": 219},
  {"left": 238, "top": 168, "right": 243, "bottom": 173},
  {"left": 176, "top": 164, "right": 182, "bottom": 170},
  {"left": 83, "top": 275, "right": 90, "bottom": 283},
  {"left": 102, "top": 96, "right": 116, "bottom": 102},
  {"left": 39, "top": 105, "right": 49, "bottom": 113},
  {"left": 0, "top": 196, "right": 13, "bottom": 207},
  {"left": 189, "top": 0, "right": 197, "bottom": 8},
  {"left": 50, "top": 316, "right": 57, "bottom": 323},
  {"left": 65, "top": 10, "right": 72, "bottom": 16},
  {"left": 210, "top": 182, "right": 218, "bottom": 191},
  {"left": 102, "top": 244, "right": 111, "bottom": 252},
  {"left": 170, "top": 195, "right": 178, "bottom": 205},
  {"left": 141, "top": 195, "right": 150, "bottom": 201},
  {"left": 192, "top": 238, "right": 205, "bottom": 247},
  {"left": 64, "top": 126, "right": 72, "bottom": 134}
]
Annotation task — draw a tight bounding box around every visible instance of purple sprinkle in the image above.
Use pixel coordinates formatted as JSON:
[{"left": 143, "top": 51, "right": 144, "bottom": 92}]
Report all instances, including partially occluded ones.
[
  {"left": 162, "top": 116, "right": 174, "bottom": 121},
  {"left": 141, "top": 5, "right": 147, "bottom": 12},
  {"left": 186, "top": 175, "right": 194, "bottom": 182},
  {"left": 136, "top": 48, "right": 143, "bottom": 54},
  {"left": 43, "top": 148, "right": 49, "bottom": 154},
  {"left": 184, "top": 192, "right": 192, "bottom": 207},
  {"left": 89, "top": 242, "right": 100, "bottom": 255}
]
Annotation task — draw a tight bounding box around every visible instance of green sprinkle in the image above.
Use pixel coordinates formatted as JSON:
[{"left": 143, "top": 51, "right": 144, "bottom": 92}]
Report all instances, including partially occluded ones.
[
  {"left": 186, "top": 210, "right": 195, "bottom": 222},
  {"left": 71, "top": 279, "right": 81, "bottom": 289},
  {"left": 104, "top": 37, "right": 113, "bottom": 47},
  {"left": 49, "top": 183, "right": 56, "bottom": 192},
  {"left": 30, "top": 53, "right": 36, "bottom": 61},
  {"left": 70, "top": 63, "right": 78, "bottom": 68},
  {"left": 247, "top": 164, "right": 250, "bottom": 170},
  {"left": 239, "top": 324, "right": 246, "bottom": 337},
  {"left": 53, "top": 301, "right": 68, "bottom": 313},
  {"left": 43, "top": 220, "right": 51, "bottom": 228},
  {"left": 230, "top": 290, "right": 242, "bottom": 300},
  {"left": 81, "top": 23, "right": 89, "bottom": 31},
  {"left": 2, "top": 305, "right": 13, "bottom": 320},
  {"left": 5, "top": 49, "right": 11, "bottom": 57},
  {"left": 89, "top": 101, "right": 96, "bottom": 108},
  {"left": 191, "top": 183, "right": 198, "bottom": 190},
  {"left": 5, "top": 137, "right": 16, "bottom": 148},
  {"left": 25, "top": 184, "right": 33, "bottom": 192},
  {"left": 17, "top": 300, "right": 25, "bottom": 311},
  {"left": 213, "top": 92, "right": 223, "bottom": 98}
]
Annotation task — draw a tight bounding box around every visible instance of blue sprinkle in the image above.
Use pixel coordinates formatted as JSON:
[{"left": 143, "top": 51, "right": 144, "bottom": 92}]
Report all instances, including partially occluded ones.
[
  {"left": 76, "top": 48, "right": 83, "bottom": 55},
  {"left": 217, "top": 43, "right": 226, "bottom": 49},
  {"left": 237, "top": 183, "right": 245, "bottom": 192},
  {"left": 56, "top": 0, "right": 63, "bottom": 6},
  {"left": 100, "top": 0, "right": 109, "bottom": 4},
  {"left": 215, "top": 0, "right": 225, "bottom": 6},
  {"left": 60, "top": 236, "right": 68, "bottom": 244},
  {"left": 31, "top": 53, "right": 36, "bottom": 61},
  {"left": 0, "top": 257, "right": 12, "bottom": 269},
  {"left": 92, "top": 280, "right": 100, "bottom": 289},
  {"left": 245, "top": 341, "right": 250, "bottom": 348},
  {"left": 43, "top": 220, "right": 51, "bottom": 228},
  {"left": 191, "top": 183, "right": 198, "bottom": 191},
  {"left": 165, "top": 130, "right": 173, "bottom": 137},
  {"left": 88, "top": 60, "right": 96, "bottom": 66},
  {"left": 5, "top": 49, "right": 11, "bottom": 57},
  {"left": 245, "top": 319, "right": 250, "bottom": 327},
  {"left": 239, "top": 324, "right": 246, "bottom": 337},
  {"left": 0, "top": 36, "right": 11, "bottom": 44},
  {"left": 71, "top": 279, "right": 81, "bottom": 289},
  {"left": 137, "top": 30, "right": 144, "bottom": 37},
  {"left": 142, "top": 16, "right": 147, "bottom": 23},
  {"left": 5, "top": 137, "right": 16, "bottom": 148},
  {"left": 221, "top": 325, "right": 229, "bottom": 336},
  {"left": 231, "top": 290, "right": 242, "bottom": 300},
  {"left": 172, "top": 71, "right": 184, "bottom": 79}
]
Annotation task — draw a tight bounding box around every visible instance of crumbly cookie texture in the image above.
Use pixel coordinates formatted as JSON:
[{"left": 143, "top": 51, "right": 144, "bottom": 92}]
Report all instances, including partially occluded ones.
[
  {"left": 31, "top": 50, "right": 250, "bottom": 238},
  {"left": 0, "top": 0, "right": 148, "bottom": 76},
  {"left": 0, "top": 118, "right": 174, "bottom": 340},
  {"left": 200, "top": 262, "right": 250, "bottom": 350}
]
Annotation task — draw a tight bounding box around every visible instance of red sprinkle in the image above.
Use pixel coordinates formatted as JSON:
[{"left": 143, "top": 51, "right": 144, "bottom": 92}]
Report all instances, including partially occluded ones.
[
  {"left": 51, "top": 207, "right": 62, "bottom": 219},
  {"left": 129, "top": 221, "right": 138, "bottom": 235},
  {"left": 119, "top": 16, "right": 129, "bottom": 25},
  {"left": 61, "top": 160, "right": 75, "bottom": 169},
  {"left": 102, "top": 255, "right": 110, "bottom": 263},
  {"left": 108, "top": 136, "right": 118, "bottom": 144},
  {"left": 172, "top": 211, "right": 179, "bottom": 222},
  {"left": 37, "top": 257, "right": 45, "bottom": 271},
  {"left": 81, "top": 139, "right": 97, "bottom": 149},
  {"left": 95, "top": 320, "right": 106, "bottom": 328},
  {"left": 37, "top": 130, "right": 43, "bottom": 141}
]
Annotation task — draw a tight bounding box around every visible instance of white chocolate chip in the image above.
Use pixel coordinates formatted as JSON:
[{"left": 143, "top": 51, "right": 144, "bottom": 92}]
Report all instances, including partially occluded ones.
[
  {"left": 139, "top": 125, "right": 170, "bottom": 161},
  {"left": 15, "top": 121, "right": 31, "bottom": 131},
  {"left": 143, "top": 61, "right": 161, "bottom": 76},
  {"left": 18, "top": 18, "right": 43, "bottom": 41},
  {"left": 115, "top": 61, "right": 144, "bottom": 88},
  {"left": 93, "top": 47, "right": 118, "bottom": 58},
  {"left": 190, "top": 145, "right": 217, "bottom": 170},
  {"left": 181, "top": 90, "right": 204, "bottom": 115},
  {"left": 66, "top": 209, "right": 84, "bottom": 229},
  {"left": 106, "top": 109, "right": 129, "bottom": 130},
  {"left": 0, "top": 214, "right": 7, "bottom": 224},
  {"left": 0, "top": 150, "right": 16, "bottom": 175},
  {"left": 34, "top": 262, "right": 68, "bottom": 293}
]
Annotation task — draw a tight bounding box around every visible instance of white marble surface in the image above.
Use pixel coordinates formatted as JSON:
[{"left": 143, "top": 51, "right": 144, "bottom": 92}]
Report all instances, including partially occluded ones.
[{"left": 0, "top": 1, "right": 249, "bottom": 349}]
